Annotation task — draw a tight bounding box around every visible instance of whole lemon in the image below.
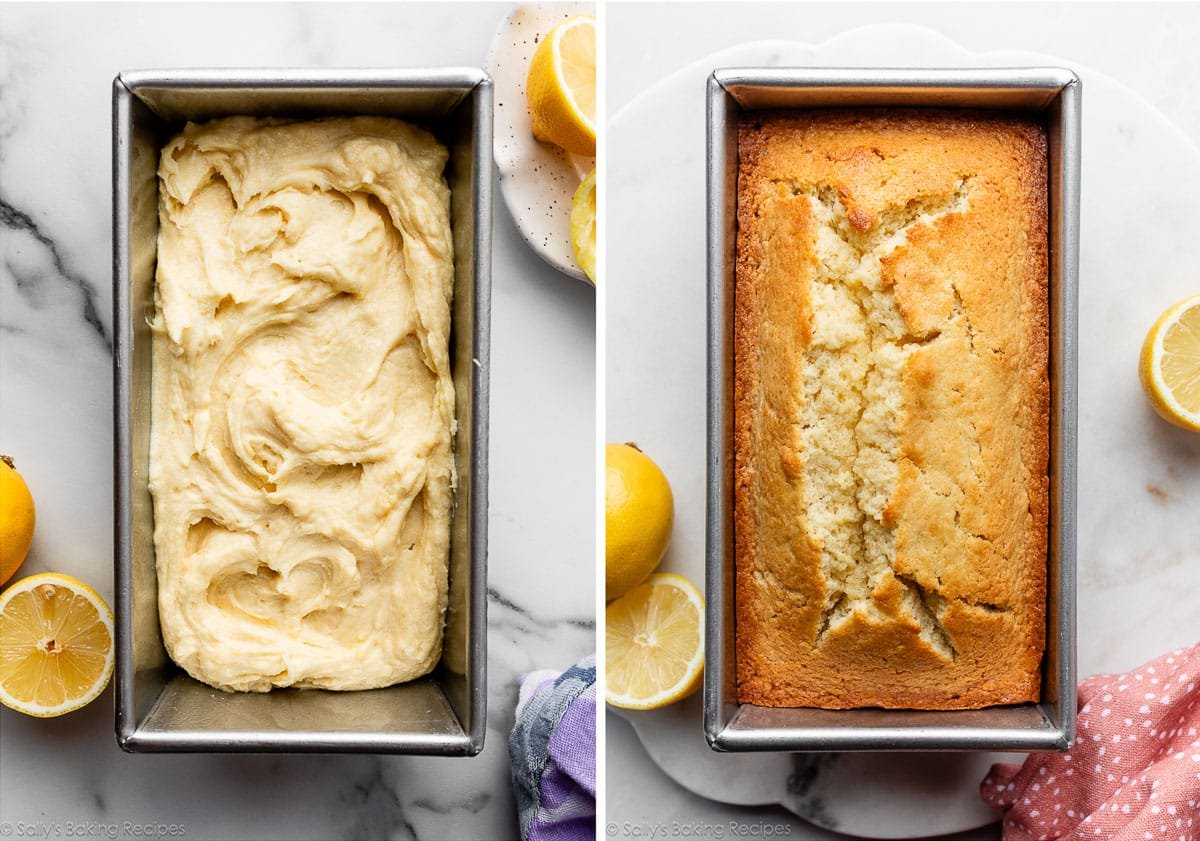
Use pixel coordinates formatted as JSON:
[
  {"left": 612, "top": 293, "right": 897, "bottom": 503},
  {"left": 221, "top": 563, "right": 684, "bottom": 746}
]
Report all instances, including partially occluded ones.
[
  {"left": 606, "top": 443, "right": 674, "bottom": 601},
  {"left": 1, "top": 455, "right": 36, "bottom": 586}
]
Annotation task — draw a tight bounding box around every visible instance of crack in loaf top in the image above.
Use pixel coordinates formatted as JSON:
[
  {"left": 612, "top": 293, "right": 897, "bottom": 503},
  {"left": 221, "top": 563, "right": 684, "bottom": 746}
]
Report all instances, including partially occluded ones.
[
  {"left": 733, "top": 109, "right": 1049, "bottom": 710},
  {"left": 149, "top": 116, "right": 456, "bottom": 692}
]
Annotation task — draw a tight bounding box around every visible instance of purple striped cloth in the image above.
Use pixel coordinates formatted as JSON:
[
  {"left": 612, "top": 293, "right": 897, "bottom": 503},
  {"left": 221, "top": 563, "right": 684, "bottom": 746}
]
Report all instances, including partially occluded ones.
[{"left": 509, "top": 656, "right": 596, "bottom": 841}]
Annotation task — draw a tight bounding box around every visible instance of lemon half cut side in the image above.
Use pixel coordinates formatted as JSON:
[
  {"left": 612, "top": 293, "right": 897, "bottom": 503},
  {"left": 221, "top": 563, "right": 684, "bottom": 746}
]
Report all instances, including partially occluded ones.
[
  {"left": 1139, "top": 292, "right": 1200, "bottom": 432},
  {"left": 526, "top": 15, "right": 596, "bottom": 156},
  {"left": 0, "top": 573, "right": 115, "bottom": 717},
  {"left": 571, "top": 167, "right": 597, "bottom": 283},
  {"left": 606, "top": 573, "right": 704, "bottom": 710}
]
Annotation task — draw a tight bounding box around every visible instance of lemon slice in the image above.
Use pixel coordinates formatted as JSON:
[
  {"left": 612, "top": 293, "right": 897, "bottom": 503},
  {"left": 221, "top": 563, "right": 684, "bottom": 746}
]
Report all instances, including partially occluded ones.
[
  {"left": 571, "top": 167, "right": 597, "bottom": 283},
  {"left": 606, "top": 573, "right": 704, "bottom": 710},
  {"left": 1139, "top": 292, "right": 1200, "bottom": 432},
  {"left": 0, "top": 573, "right": 114, "bottom": 717},
  {"left": 526, "top": 15, "right": 596, "bottom": 156}
]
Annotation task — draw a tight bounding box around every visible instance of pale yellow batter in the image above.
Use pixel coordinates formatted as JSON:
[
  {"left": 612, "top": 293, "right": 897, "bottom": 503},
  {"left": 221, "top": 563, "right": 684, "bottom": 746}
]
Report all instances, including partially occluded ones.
[{"left": 149, "top": 116, "right": 455, "bottom": 692}]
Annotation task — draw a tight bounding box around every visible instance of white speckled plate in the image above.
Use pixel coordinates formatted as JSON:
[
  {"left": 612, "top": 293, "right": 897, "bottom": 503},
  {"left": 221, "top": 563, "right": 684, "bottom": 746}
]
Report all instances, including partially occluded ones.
[
  {"left": 487, "top": 2, "right": 594, "bottom": 284},
  {"left": 608, "top": 23, "right": 1200, "bottom": 840}
]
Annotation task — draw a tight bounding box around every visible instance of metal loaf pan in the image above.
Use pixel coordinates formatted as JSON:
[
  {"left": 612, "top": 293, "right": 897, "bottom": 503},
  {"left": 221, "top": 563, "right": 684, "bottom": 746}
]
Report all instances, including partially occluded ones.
[
  {"left": 113, "top": 68, "right": 492, "bottom": 754},
  {"left": 705, "top": 67, "right": 1079, "bottom": 752}
]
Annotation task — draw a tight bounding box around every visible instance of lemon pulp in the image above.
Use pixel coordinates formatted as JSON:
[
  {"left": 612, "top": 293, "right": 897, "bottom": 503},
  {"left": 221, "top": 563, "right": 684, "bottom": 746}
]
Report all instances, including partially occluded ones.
[
  {"left": 1160, "top": 300, "right": 1200, "bottom": 413},
  {"left": 0, "top": 573, "right": 114, "bottom": 717},
  {"left": 606, "top": 573, "right": 704, "bottom": 710},
  {"left": 526, "top": 15, "right": 596, "bottom": 156},
  {"left": 571, "top": 168, "right": 597, "bottom": 282},
  {"left": 1140, "top": 293, "right": 1200, "bottom": 431}
]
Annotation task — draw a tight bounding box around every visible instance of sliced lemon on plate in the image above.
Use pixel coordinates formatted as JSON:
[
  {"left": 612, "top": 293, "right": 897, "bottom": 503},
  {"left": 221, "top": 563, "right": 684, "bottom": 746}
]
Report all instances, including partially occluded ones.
[
  {"left": 606, "top": 573, "right": 704, "bottom": 710},
  {"left": 526, "top": 14, "right": 596, "bottom": 156},
  {"left": 1139, "top": 292, "right": 1200, "bottom": 431},
  {"left": 571, "top": 167, "right": 597, "bottom": 283},
  {"left": 0, "top": 572, "right": 114, "bottom": 717}
]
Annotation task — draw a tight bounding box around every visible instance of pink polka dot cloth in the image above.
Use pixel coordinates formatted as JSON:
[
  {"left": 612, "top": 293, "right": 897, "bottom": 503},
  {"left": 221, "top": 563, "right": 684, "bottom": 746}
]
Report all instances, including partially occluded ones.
[{"left": 981, "top": 643, "right": 1200, "bottom": 841}]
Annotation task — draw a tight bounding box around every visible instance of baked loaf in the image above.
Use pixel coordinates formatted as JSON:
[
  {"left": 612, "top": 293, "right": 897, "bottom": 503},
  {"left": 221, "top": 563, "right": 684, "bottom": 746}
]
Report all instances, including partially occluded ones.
[{"left": 734, "top": 110, "right": 1049, "bottom": 709}]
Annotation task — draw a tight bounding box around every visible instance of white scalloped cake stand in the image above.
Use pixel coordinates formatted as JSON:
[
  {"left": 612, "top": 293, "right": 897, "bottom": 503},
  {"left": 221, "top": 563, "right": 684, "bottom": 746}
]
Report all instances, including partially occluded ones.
[{"left": 607, "top": 24, "right": 1200, "bottom": 839}]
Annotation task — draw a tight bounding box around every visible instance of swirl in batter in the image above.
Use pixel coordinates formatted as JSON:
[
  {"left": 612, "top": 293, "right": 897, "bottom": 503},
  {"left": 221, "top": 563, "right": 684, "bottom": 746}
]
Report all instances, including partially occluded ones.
[{"left": 149, "top": 116, "right": 455, "bottom": 692}]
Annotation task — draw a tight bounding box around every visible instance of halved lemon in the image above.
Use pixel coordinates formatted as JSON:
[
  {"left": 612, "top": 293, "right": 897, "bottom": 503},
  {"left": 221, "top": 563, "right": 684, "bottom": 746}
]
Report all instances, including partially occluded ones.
[
  {"left": 571, "top": 167, "right": 597, "bottom": 283},
  {"left": 526, "top": 15, "right": 596, "bottom": 156},
  {"left": 0, "top": 572, "right": 114, "bottom": 717},
  {"left": 1139, "top": 292, "right": 1200, "bottom": 432},
  {"left": 606, "top": 573, "right": 704, "bottom": 710}
]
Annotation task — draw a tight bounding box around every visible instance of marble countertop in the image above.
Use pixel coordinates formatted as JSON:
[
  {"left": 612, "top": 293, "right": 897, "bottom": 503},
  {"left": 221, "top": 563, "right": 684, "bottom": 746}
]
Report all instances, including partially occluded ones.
[
  {"left": 606, "top": 3, "right": 1200, "bottom": 839},
  {"left": 0, "top": 4, "right": 594, "bottom": 840}
]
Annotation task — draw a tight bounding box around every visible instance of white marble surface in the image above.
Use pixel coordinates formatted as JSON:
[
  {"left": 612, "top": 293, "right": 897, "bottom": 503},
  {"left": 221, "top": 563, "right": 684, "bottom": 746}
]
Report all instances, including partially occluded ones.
[
  {"left": 606, "top": 4, "right": 1200, "bottom": 840},
  {"left": 0, "top": 4, "right": 594, "bottom": 840}
]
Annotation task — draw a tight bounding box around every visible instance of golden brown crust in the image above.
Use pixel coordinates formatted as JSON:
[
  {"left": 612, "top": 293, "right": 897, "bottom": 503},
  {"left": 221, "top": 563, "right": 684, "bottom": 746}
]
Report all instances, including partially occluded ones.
[{"left": 734, "top": 110, "right": 1048, "bottom": 710}]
